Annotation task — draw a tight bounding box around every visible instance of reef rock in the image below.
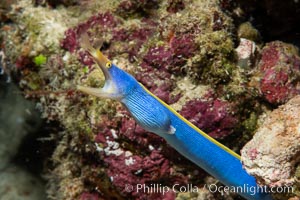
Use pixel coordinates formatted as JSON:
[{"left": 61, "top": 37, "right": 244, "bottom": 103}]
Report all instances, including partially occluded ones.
[
  {"left": 241, "top": 95, "right": 300, "bottom": 187},
  {"left": 257, "top": 41, "right": 300, "bottom": 105},
  {"left": 3, "top": 0, "right": 299, "bottom": 199},
  {"left": 235, "top": 38, "right": 256, "bottom": 68}
]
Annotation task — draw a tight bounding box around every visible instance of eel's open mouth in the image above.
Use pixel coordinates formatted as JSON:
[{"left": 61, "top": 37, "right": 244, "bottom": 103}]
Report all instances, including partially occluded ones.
[{"left": 76, "top": 33, "right": 118, "bottom": 99}]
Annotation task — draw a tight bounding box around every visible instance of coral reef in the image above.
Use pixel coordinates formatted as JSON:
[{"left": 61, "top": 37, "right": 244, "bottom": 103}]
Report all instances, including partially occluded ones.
[
  {"left": 142, "top": 33, "right": 197, "bottom": 75},
  {"left": 241, "top": 95, "right": 300, "bottom": 197},
  {"left": 116, "top": 0, "right": 161, "bottom": 18},
  {"left": 237, "top": 22, "right": 261, "bottom": 42},
  {"left": 235, "top": 38, "right": 256, "bottom": 69},
  {"left": 256, "top": 41, "right": 300, "bottom": 105},
  {"left": 1, "top": 0, "right": 300, "bottom": 199},
  {"left": 103, "top": 149, "right": 175, "bottom": 198},
  {"left": 166, "top": 0, "right": 185, "bottom": 13},
  {"left": 180, "top": 94, "right": 239, "bottom": 139}
]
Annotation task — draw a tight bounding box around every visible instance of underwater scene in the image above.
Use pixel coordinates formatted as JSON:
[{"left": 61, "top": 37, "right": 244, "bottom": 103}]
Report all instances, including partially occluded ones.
[{"left": 0, "top": 0, "right": 299, "bottom": 199}]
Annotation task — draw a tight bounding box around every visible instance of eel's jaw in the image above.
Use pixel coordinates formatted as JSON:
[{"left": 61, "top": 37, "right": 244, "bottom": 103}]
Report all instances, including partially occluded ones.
[
  {"left": 77, "top": 33, "right": 120, "bottom": 99},
  {"left": 79, "top": 33, "right": 112, "bottom": 81},
  {"left": 77, "top": 60, "right": 120, "bottom": 99},
  {"left": 77, "top": 83, "right": 119, "bottom": 99},
  {"left": 77, "top": 85, "right": 104, "bottom": 97},
  {"left": 91, "top": 50, "right": 112, "bottom": 81}
]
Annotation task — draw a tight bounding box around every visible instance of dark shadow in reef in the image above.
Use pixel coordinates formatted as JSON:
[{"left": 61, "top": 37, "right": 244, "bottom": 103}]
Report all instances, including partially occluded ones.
[
  {"left": 237, "top": 0, "right": 300, "bottom": 47},
  {"left": 0, "top": 71, "right": 58, "bottom": 199}
]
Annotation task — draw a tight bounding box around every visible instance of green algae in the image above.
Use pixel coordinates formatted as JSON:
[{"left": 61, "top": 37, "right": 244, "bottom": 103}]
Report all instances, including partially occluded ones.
[
  {"left": 242, "top": 112, "right": 258, "bottom": 133},
  {"left": 24, "top": 72, "right": 43, "bottom": 90},
  {"left": 237, "top": 22, "right": 261, "bottom": 42},
  {"left": 33, "top": 54, "right": 47, "bottom": 66},
  {"left": 190, "top": 30, "right": 236, "bottom": 84}
]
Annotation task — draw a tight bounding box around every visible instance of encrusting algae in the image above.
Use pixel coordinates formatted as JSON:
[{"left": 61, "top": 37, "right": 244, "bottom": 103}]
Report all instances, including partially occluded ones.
[{"left": 0, "top": 0, "right": 300, "bottom": 199}]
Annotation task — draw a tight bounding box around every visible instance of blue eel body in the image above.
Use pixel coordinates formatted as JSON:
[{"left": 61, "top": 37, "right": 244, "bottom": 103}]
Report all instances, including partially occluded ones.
[{"left": 77, "top": 44, "right": 273, "bottom": 200}]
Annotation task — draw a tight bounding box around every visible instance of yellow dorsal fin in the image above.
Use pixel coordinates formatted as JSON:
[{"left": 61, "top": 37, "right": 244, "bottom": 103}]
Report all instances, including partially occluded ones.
[{"left": 139, "top": 83, "right": 241, "bottom": 160}]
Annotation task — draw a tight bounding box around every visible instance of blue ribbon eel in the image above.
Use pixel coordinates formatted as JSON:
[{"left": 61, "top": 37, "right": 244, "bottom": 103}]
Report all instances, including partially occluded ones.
[{"left": 77, "top": 36, "right": 273, "bottom": 200}]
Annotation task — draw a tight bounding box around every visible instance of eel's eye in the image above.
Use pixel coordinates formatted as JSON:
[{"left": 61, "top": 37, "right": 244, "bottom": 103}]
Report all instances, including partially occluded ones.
[{"left": 106, "top": 62, "right": 112, "bottom": 68}]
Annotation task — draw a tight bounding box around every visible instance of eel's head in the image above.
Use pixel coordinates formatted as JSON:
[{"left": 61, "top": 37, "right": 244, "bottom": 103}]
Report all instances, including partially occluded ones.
[{"left": 77, "top": 34, "right": 136, "bottom": 100}]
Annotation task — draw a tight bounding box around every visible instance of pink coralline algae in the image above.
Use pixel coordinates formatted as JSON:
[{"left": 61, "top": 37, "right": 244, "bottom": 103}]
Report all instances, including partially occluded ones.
[
  {"left": 61, "top": 11, "right": 157, "bottom": 65},
  {"left": 137, "top": 34, "right": 196, "bottom": 104},
  {"left": 80, "top": 192, "right": 99, "bottom": 200},
  {"left": 258, "top": 41, "right": 300, "bottom": 105},
  {"left": 119, "top": 114, "right": 165, "bottom": 148},
  {"left": 61, "top": 12, "right": 118, "bottom": 53},
  {"left": 112, "top": 20, "right": 157, "bottom": 62},
  {"left": 143, "top": 46, "right": 173, "bottom": 69},
  {"left": 104, "top": 150, "right": 172, "bottom": 196},
  {"left": 94, "top": 110, "right": 200, "bottom": 199},
  {"left": 60, "top": 10, "right": 192, "bottom": 105},
  {"left": 15, "top": 55, "right": 34, "bottom": 69},
  {"left": 143, "top": 34, "right": 197, "bottom": 74},
  {"left": 135, "top": 63, "right": 181, "bottom": 104},
  {"left": 112, "top": 25, "right": 155, "bottom": 42},
  {"left": 179, "top": 96, "right": 239, "bottom": 139},
  {"left": 170, "top": 34, "right": 197, "bottom": 68}
]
